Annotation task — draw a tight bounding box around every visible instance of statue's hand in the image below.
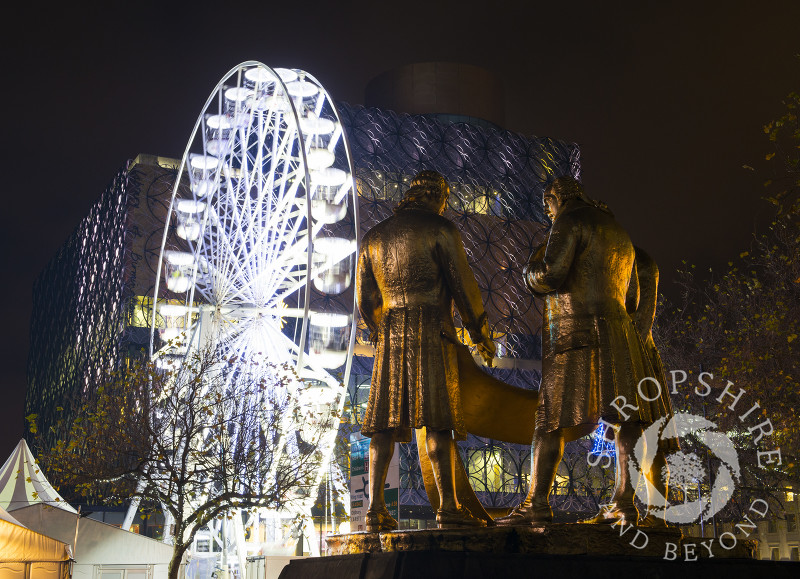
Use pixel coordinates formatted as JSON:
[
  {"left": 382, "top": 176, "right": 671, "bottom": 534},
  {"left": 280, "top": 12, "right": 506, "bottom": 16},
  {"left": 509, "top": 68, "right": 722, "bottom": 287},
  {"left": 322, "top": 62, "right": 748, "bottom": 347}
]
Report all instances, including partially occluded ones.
[{"left": 477, "top": 338, "right": 496, "bottom": 368}]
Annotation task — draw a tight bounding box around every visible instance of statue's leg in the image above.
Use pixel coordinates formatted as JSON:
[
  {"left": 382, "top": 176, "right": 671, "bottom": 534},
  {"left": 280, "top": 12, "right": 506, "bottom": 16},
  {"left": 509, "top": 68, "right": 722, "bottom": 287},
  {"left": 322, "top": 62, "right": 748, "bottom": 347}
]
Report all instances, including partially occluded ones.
[
  {"left": 424, "top": 429, "right": 457, "bottom": 512},
  {"left": 611, "top": 422, "right": 642, "bottom": 513},
  {"left": 366, "top": 430, "right": 398, "bottom": 531},
  {"left": 582, "top": 422, "right": 643, "bottom": 524},
  {"left": 426, "top": 429, "right": 485, "bottom": 527},
  {"left": 495, "top": 428, "right": 564, "bottom": 525},
  {"left": 415, "top": 428, "right": 493, "bottom": 525},
  {"left": 641, "top": 449, "right": 669, "bottom": 527}
]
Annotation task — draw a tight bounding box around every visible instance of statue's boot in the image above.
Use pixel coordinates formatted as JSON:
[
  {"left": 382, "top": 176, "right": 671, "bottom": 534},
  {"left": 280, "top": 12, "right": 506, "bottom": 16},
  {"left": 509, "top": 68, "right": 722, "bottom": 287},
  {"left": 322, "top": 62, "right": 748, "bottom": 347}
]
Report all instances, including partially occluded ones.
[
  {"left": 437, "top": 504, "right": 487, "bottom": 528},
  {"left": 639, "top": 513, "right": 668, "bottom": 527},
  {"left": 495, "top": 429, "right": 563, "bottom": 526},
  {"left": 579, "top": 502, "right": 639, "bottom": 524},
  {"left": 365, "top": 506, "right": 398, "bottom": 532},
  {"left": 494, "top": 496, "right": 553, "bottom": 526}
]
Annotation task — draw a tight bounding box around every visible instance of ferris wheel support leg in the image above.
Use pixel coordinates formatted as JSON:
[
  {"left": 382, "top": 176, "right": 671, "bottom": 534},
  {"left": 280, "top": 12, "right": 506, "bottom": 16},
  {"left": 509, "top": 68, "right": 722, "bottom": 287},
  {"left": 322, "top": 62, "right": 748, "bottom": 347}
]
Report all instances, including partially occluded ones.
[
  {"left": 232, "top": 510, "right": 248, "bottom": 576},
  {"left": 300, "top": 511, "right": 320, "bottom": 557},
  {"left": 122, "top": 475, "right": 148, "bottom": 531},
  {"left": 162, "top": 505, "right": 176, "bottom": 545},
  {"left": 122, "top": 496, "right": 141, "bottom": 531}
]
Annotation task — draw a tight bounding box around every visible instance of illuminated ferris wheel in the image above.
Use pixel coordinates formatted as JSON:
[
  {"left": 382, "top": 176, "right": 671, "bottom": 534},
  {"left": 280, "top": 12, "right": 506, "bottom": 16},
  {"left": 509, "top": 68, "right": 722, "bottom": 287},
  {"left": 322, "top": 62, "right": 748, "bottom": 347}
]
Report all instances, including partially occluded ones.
[
  {"left": 151, "top": 61, "right": 358, "bottom": 391},
  {"left": 149, "top": 64, "right": 358, "bottom": 549}
]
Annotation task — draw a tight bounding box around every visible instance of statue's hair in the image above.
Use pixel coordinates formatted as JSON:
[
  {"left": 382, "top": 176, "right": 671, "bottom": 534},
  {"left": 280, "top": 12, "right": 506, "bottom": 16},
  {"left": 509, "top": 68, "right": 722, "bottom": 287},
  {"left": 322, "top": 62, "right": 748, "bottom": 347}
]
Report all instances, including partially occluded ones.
[
  {"left": 546, "top": 175, "right": 613, "bottom": 215},
  {"left": 394, "top": 170, "right": 450, "bottom": 213},
  {"left": 546, "top": 175, "right": 585, "bottom": 202}
]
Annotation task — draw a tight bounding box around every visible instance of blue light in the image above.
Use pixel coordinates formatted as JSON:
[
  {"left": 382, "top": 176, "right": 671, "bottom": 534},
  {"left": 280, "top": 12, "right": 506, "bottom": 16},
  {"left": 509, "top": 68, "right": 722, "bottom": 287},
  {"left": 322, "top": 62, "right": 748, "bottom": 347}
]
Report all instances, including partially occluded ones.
[{"left": 590, "top": 423, "right": 616, "bottom": 457}]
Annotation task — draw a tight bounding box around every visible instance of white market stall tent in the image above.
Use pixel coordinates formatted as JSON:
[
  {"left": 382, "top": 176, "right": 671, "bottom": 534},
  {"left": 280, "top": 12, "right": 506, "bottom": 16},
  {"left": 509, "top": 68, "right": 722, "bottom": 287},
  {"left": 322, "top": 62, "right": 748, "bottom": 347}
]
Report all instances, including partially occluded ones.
[
  {"left": 0, "top": 441, "right": 174, "bottom": 579},
  {"left": 0, "top": 505, "right": 72, "bottom": 579},
  {"left": 12, "top": 504, "right": 173, "bottom": 579},
  {"left": 0, "top": 440, "right": 76, "bottom": 513}
]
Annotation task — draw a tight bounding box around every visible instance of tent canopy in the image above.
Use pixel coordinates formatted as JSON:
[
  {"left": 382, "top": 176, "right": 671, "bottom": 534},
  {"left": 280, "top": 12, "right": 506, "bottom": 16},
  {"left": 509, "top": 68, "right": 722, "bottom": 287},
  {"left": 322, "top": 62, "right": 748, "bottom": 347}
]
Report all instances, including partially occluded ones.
[
  {"left": 0, "top": 439, "right": 76, "bottom": 513},
  {"left": 12, "top": 504, "right": 173, "bottom": 565},
  {"left": 0, "top": 504, "right": 24, "bottom": 526},
  {"left": 0, "top": 516, "right": 72, "bottom": 562}
]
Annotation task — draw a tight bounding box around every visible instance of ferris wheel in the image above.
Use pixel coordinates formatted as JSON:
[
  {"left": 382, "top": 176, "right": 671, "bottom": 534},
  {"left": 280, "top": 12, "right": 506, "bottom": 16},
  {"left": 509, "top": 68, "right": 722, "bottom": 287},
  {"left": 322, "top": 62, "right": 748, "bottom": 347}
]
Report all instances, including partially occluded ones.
[
  {"left": 151, "top": 61, "right": 358, "bottom": 397},
  {"left": 147, "top": 65, "right": 358, "bottom": 556}
]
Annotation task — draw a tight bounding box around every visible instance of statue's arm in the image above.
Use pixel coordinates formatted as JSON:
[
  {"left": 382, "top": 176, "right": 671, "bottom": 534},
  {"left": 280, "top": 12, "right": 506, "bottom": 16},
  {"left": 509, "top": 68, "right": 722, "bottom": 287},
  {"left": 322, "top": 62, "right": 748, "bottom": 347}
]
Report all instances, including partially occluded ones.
[
  {"left": 626, "top": 259, "right": 640, "bottom": 316},
  {"left": 356, "top": 242, "right": 382, "bottom": 342},
  {"left": 526, "top": 216, "right": 579, "bottom": 293},
  {"left": 632, "top": 248, "right": 659, "bottom": 339},
  {"left": 438, "top": 224, "right": 496, "bottom": 365}
]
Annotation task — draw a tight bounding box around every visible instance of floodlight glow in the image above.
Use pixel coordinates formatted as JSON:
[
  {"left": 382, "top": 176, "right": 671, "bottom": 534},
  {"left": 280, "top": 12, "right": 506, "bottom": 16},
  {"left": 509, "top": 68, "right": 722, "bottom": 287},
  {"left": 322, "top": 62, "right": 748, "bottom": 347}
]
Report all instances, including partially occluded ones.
[
  {"left": 206, "top": 115, "right": 232, "bottom": 130},
  {"left": 309, "top": 311, "right": 350, "bottom": 327},
  {"left": 189, "top": 155, "right": 219, "bottom": 171},
  {"left": 224, "top": 87, "right": 253, "bottom": 102}
]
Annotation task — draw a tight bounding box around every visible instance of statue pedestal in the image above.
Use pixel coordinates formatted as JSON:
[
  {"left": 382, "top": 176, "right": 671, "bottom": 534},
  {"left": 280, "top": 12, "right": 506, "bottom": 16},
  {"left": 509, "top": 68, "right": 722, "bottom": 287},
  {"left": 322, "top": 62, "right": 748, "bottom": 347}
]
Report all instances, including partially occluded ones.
[{"left": 277, "top": 524, "right": 796, "bottom": 579}]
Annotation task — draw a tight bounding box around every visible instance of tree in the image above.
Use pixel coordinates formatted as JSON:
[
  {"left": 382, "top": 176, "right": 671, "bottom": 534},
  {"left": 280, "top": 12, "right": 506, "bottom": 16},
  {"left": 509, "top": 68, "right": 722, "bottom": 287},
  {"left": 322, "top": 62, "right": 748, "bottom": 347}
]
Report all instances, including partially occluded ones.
[
  {"left": 654, "top": 90, "right": 800, "bottom": 515},
  {"left": 27, "top": 346, "right": 335, "bottom": 579}
]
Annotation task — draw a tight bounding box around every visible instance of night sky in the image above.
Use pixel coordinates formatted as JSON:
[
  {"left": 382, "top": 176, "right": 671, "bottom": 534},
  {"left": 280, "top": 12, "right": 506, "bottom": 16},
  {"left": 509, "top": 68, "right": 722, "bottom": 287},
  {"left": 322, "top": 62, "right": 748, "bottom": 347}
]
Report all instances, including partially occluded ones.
[{"left": 2, "top": 1, "right": 798, "bottom": 460}]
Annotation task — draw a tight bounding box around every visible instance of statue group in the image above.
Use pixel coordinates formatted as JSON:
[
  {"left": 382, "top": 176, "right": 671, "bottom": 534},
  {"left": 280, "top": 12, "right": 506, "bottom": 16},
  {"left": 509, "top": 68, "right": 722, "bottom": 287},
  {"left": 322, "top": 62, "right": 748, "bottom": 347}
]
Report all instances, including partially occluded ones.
[{"left": 355, "top": 170, "right": 676, "bottom": 531}]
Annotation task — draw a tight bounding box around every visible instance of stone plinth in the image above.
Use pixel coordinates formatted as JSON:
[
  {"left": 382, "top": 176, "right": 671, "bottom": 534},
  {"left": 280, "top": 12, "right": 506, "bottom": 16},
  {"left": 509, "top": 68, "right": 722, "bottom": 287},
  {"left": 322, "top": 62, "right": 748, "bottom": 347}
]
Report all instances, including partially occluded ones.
[
  {"left": 326, "top": 523, "right": 755, "bottom": 560},
  {"left": 279, "top": 551, "right": 798, "bottom": 579},
  {"left": 278, "top": 524, "right": 780, "bottom": 579}
]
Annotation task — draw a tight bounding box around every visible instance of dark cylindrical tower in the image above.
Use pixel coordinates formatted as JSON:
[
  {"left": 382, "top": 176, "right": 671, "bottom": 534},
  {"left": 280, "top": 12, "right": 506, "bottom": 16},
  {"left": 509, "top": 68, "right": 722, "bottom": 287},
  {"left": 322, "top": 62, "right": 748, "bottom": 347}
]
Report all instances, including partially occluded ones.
[{"left": 365, "top": 62, "right": 505, "bottom": 128}]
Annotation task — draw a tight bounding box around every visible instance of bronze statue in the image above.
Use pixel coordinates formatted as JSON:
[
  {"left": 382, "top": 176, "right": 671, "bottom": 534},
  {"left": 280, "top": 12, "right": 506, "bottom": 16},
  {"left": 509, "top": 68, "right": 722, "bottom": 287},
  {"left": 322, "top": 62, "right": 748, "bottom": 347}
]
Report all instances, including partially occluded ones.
[
  {"left": 356, "top": 170, "right": 497, "bottom": 530},
  {"left": 496, "top": 176, "right": 672, "bottom": 526}
]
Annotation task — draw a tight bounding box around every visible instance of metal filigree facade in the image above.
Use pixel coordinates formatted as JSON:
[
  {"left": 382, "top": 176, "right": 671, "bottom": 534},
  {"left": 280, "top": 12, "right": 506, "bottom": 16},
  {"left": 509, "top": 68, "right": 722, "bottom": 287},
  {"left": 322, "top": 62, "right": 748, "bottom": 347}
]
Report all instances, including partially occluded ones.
[
  {"left": 26, "top": 155, "right": 176, "bottom": 450},
  {"left": 27, "top": 104, "right": 606, "bottom": 520}
]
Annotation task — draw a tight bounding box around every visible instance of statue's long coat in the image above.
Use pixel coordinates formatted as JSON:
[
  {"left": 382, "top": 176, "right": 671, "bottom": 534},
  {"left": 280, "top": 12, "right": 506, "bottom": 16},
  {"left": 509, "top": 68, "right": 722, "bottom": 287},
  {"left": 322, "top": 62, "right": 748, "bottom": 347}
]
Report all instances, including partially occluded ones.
[
  {"left": 356, "top": 208, "right": 490, "bottom": 442},
  {"left": 527, "top": 199, "right": 671, "bottom": 438}
]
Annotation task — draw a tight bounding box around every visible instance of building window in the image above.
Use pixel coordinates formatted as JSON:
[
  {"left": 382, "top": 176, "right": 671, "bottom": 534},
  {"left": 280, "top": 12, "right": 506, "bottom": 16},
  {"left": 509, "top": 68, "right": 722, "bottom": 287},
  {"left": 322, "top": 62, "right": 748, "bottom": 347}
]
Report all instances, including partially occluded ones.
[
  {"left": 790, "top": 547, "right": 799, "bottom": 561},
  {"left": 768, "top": 519, "right": 778, "bottom": 533},
  {"left": 787, "top": 514, "right": 797, "bottom": 533},
  {"left": 466, "top": 448, "right": 505, "bottom": 492},
  {"left": 770, "top": 547, "right": 781, "bottom": 561}
]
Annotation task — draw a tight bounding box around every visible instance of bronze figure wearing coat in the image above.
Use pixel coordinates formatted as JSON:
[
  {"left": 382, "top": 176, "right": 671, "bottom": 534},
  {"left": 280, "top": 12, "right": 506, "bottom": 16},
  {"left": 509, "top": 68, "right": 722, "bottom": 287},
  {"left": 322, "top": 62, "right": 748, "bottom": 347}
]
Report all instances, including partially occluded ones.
[
  {"left": 529, "top": 196, "right": 670, "bottom": 439},
  {"left": 357, "top": 207, "right": 492, "bottom": 442},
  {"left": 356, "top": 170, "right": 495, "bottom": 531},
  {"left": 497, "top": 176, "right": 666, "bottom": 526}
]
